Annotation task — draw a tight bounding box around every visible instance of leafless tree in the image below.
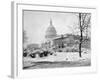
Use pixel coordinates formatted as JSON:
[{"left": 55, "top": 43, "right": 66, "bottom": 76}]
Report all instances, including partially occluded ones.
[{"left": 78, "top": 13, "right": 91, "bottom": 57}]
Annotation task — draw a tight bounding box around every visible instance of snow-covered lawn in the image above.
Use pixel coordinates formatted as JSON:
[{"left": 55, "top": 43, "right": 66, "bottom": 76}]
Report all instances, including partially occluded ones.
[{"left": 23, "top": 50, "right": 91, "bottom": 69}]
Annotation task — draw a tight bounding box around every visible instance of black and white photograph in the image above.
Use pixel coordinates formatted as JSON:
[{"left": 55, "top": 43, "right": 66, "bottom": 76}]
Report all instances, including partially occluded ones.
[{"left": 23, "top": 10, "right": 91, "bottom": 69}]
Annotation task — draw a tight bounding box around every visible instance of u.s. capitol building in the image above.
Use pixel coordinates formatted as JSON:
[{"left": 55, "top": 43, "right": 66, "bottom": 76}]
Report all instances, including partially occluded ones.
[{"left": 41, "top": 19, "right": 80, "bottom": 50}]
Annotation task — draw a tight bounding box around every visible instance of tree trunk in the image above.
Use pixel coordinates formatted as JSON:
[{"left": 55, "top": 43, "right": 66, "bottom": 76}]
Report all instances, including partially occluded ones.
[
  {"left": 79, "top": 13, "right": 83, "bottom": 57},
  {"left": 79, "top": 31, "right": 82, "bottom": 57}
]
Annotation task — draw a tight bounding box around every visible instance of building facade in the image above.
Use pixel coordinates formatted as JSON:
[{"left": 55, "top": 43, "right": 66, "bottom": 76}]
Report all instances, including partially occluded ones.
[{"left": 41, "top": 19, "right": 79, "bottom": 50}]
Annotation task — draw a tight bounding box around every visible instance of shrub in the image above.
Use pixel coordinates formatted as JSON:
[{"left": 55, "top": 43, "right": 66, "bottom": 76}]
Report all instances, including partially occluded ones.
[
  {"left": 29, "top": 53, "right": 36, "bottom": 58},
  {"left": 23, "top": 52, "right": 27, "bottom": 57}
]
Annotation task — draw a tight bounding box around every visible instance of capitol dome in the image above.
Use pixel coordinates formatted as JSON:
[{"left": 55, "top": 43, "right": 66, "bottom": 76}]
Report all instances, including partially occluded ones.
[{"left": 45, "top": 19, "right": 57, "bottom": 40}]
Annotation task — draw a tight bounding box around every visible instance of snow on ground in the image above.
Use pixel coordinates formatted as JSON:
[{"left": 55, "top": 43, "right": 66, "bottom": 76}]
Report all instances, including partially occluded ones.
[
  {"left": 23, "top": 51, "right": 91, "bottom": 69},
  {"left": 23, "top": 49, "right": 91, "bottom": 68},
  {"left": 23, "top": 50, "right": 91, "bottom": 69}
]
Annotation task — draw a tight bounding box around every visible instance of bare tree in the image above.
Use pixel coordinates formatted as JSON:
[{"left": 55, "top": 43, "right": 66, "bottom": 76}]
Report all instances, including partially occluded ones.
[
  {"left": 78, "top": 13, "right": 91, "bottom": 57},
  {"left": 68, "top": 23, "right": 80, "bottom": 35}
]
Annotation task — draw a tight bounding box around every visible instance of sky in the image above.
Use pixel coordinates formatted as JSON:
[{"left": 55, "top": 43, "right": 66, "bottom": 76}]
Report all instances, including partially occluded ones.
[{"left": 23, "top": 10, "right": 79, "bottom": 44}]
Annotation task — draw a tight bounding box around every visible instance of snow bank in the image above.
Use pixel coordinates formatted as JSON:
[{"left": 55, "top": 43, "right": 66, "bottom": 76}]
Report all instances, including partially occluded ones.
[{"left": 24, "top": 50, "right": 91, "bottom": 62}]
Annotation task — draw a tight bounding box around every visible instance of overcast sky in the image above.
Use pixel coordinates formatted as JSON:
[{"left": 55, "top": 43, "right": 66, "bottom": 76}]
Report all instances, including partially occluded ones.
[{"left": 24, "top": 10, "right": 79, "bottom": 44}]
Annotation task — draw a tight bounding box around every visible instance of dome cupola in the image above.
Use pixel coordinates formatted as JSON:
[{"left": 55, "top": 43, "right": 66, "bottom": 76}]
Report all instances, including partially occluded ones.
[{"left": 45, "top": 19, "right": 57, "bottom": 40}]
